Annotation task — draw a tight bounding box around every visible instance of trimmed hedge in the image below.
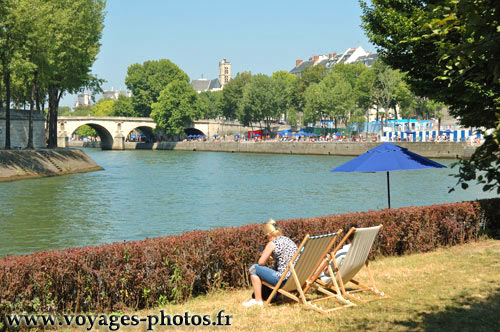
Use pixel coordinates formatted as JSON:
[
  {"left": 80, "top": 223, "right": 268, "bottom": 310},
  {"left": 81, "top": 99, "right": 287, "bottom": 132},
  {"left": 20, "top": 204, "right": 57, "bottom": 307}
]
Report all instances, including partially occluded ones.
[{"left": 0, "top": 198, "right": 498, "bottom": 317}]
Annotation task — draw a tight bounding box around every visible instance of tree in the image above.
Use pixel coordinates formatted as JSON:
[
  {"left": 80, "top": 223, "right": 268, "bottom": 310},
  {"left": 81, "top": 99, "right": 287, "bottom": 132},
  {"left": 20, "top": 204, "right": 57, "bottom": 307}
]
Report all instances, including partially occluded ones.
[
  {"left": 13, "top": 0, "right": 49, "bottom": 149},
  {"left": 111, "top": 95, "right": 138, "bottom": 117},
  {"left": 125, "top": 59, "right": 189, "bottom": 118},
  {"left": 271, "top": 70, "right": 297, "bottom": 124},
  {"left": 291, "top": 65, "right": 326, "bottom": 119},
  {"left": 150, "top": 80, "right": 201, "bottom": 136},
  {"left": 304, "top": 67, "right": 358, "bottom": 131},
  {"left": 69, "top": 105, "right": 92, "bottom": 116},
  {"left": 0, "top": 0, "right": 19, "bottom": 149},
  {"left": 303, "top": 83, "right": 324, "bottom": 126},
  {"left": 75, "top": 125, "right": 97, "bottom": 138},
  {"left": 395, "top": 79, "right": 416, "bottom": 128},
  {"left": 329, "top": 64, "right": 370, "bottom": 128},
  {"left": 354, "top": 66, "right": 376, "bottom": 114},
  {"left": 57, "top": 106, "right": 72, "bottom": 115},
  {"left": 238, "top": 74, "right": 279, "bottom": 133},
  {"left": 36, "top": 0, "right": 106, "bottom": 148},
  {"left": 361, "top": 0, "right": 500, "bottom": 193},
  {"left": 371, "top": 60, "right": 401, "bottom": 122},
  {"left": 198, "top": 90, "right": 222, "bottom": 119},
  {"left": 90, "top": 98, "right": 115, "bottom": 116},
  {"left": 219, "top": 72, "right": 252, "bottom": 120}
]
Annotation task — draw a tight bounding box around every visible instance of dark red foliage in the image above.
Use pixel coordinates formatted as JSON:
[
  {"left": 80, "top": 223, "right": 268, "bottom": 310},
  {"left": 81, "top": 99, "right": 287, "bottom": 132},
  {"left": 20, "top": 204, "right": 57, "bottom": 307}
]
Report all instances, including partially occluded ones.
[{"left": 0, "top": 199, "right": 498, "bottom": 317}]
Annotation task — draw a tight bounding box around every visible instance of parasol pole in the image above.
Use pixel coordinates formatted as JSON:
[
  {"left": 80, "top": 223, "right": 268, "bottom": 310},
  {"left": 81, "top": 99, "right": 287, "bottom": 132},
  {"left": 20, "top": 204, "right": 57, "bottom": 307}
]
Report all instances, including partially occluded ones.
[{"left": 386, "top": 171, "right": 391, "bottom": 209}]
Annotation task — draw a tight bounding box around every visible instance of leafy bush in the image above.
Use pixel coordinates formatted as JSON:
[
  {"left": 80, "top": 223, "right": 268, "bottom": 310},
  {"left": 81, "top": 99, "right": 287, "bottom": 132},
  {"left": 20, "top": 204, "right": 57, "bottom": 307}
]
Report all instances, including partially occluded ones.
[{"left": 0, "top": 199, "right": 498, "bottom": 317}]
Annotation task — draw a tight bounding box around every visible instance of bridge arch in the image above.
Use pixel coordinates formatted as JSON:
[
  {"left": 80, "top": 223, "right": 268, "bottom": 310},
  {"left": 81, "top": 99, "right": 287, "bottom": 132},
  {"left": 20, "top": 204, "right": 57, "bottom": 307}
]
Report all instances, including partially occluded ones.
[
  {"left": 124, "top": 125, "right": 155, "bottom": 143},
  {"left": 184, "top": 128, "right": 206, "bottom": 136},
  {"left": 69, "top": 123, "right": 114, "bottom": 150}
]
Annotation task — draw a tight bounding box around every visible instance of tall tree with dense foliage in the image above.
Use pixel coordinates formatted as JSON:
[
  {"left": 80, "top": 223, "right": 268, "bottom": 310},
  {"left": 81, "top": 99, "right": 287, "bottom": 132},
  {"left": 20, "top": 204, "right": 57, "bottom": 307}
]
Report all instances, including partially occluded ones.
[
  {"left": 39, "top": 0, "right": 106, "bottom": 148},
  {"left": 125, "top": 59, "right": 189, "bottom": 118},
  {"left": 198, "top": 90, "right": 222, "bottom": 119},
  {"left": 112, "top": 95, "right": 138, "bottom": 117},
  {"left": 303, "top": 83, "right": 325, "bottom": 126},
  {"left": 219, "top": 72, "right": 252, "bottom": 120},
  {"left": 291, "top": 65, "right": 326, "bottom": 119},
  {"left": 361, "top": 0, "right": 500, "bottom": 193},
  {"left": 150, "top": 80, "right": 202, "bottom": 136},
  {"left": 271, "top": 70, "right": 297, "bottom": 123},
  {"left": 90, "top": 98, "right": 115, "bottom": 116},
  {"left": 13, "top": 0, "right": 49, "bottom": 149},
  {"left": 304, "top": 64, "right": 371, "bottom": 130},
  {"left": 0, "top": 0, "right": 19, "bottom": 149},
  {"left": 371, "top": 60, "right": 402, "bottom": 123},
  {"left": 238, "top": 74, "right": 279, "bottom": 132}
]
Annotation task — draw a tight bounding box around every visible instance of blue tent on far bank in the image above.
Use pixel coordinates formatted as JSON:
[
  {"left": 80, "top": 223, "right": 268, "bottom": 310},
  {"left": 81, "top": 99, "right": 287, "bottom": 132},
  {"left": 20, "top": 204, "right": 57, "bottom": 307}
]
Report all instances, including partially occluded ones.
[{"left": 330, "top": 142, "right": 446, "bottom": 209}]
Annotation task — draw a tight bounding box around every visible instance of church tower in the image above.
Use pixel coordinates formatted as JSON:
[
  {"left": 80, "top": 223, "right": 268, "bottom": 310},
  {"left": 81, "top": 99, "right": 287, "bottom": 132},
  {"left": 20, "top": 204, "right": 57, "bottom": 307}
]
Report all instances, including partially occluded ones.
[{"left": 218, "top": 59, "right": 231, "bottom": 87}]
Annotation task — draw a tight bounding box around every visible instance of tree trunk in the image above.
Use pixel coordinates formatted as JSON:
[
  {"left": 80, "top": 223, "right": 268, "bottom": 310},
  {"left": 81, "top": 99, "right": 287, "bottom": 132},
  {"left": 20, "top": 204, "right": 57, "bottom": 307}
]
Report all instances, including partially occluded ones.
[
  {"left": 3, "top": 63, "right": 11, "bottom": 150},
  {"left": 27, "top": 73, "right": 37, "bottom": 149},
  {"left": 35, "top": 80, "right": 41, "bottom": 112},
  {"left": 437, "top": 117, "right": 441, "bottom": 136},
  {"left": 380, "top": 113, "right": 385, "bottom": 138},
  {"left": 47, "top": 86, "right": 60, "bottom": 148}
]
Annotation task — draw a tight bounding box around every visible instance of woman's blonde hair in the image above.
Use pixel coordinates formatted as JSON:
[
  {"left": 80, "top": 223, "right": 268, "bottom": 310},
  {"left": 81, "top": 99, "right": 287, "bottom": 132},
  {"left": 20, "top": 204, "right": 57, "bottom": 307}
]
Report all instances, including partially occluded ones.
[{"left": 264, "top": 218, "right": 281, "bottom": 238}]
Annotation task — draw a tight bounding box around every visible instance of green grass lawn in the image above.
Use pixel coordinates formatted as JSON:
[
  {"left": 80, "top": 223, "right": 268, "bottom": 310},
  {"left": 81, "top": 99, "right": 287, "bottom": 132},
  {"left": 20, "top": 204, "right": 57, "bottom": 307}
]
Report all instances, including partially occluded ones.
[
  {"left": 146, "top": 239, "right": 500, "bottom": 332},
  {"left": 26, "top": 239, "right": 500, "bottom": 331}
]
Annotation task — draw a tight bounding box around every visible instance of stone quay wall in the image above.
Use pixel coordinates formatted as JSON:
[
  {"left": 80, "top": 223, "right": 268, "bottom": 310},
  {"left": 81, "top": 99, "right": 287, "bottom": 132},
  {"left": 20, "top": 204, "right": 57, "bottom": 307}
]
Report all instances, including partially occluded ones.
[
  {"left": 0, "top": 149, "right": 103, "bottom": 182},
  {"left": 148, "top": 141, "right": 474, "bottom": 159},
  {"left": 0, "top": 110, "right": 45, "bottom": 149},
  {"left": 67, "top": 140, "right": 477, "bottom": 159}
]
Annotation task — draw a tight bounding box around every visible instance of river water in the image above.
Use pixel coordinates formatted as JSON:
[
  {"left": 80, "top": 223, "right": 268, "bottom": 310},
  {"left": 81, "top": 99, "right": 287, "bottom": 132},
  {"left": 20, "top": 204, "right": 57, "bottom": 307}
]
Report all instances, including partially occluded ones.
[{"left": 0, "top": 148, "right": 495, "bottom": 257}]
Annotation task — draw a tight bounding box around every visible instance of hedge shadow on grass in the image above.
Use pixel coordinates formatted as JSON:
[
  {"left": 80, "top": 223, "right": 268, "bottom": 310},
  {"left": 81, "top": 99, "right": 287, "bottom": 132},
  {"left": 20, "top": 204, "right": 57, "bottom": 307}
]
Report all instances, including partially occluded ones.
[{"left": 395, "top": 286, "right": 500, "bottom": 332}]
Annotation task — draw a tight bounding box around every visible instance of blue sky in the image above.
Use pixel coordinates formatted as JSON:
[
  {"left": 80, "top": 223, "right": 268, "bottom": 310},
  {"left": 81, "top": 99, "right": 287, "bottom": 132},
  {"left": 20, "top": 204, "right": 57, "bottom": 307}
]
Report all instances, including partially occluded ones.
[{"left": 61, "top": 0, "right": 374, "bottom": 107}]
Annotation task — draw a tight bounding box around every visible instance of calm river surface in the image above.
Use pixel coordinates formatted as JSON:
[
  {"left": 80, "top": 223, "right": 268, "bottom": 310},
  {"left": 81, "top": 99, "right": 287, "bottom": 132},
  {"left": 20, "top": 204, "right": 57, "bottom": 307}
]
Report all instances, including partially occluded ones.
[{"left": 0, "top": 148, "right": 496, "bottom": 257}]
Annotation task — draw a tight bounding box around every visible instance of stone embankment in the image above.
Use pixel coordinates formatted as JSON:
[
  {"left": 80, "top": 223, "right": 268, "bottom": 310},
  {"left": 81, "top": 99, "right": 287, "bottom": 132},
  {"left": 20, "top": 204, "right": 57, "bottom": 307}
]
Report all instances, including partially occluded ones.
[
  {"left": 0, "top": 149, "right": 103, "bottom": 182},
  {"left": 150, "top": 141, "right": 475, "bottom": 159},
  {"left": 66, "top": 140, "right": 476, "bottom": 159}
]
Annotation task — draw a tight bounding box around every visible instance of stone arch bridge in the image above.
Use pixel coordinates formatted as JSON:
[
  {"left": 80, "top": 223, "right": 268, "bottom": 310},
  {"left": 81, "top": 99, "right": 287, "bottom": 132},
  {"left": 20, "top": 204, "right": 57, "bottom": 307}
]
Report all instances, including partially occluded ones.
[
  {"left": 58, "top": 116, "right": 157, "bottom": 150},
  {"left": 57, "top": 117, "right": 253, "bottom": 150}
]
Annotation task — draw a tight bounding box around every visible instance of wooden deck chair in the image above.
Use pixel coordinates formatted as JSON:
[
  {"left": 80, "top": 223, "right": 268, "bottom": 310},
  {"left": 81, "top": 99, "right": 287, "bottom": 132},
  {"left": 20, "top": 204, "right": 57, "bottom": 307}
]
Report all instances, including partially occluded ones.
[
  {"left": 262, "top": 231, "right": 355, "bottom": 314},
  {"left": 316, "top": 225, "right": 391, "bottom": 303}
]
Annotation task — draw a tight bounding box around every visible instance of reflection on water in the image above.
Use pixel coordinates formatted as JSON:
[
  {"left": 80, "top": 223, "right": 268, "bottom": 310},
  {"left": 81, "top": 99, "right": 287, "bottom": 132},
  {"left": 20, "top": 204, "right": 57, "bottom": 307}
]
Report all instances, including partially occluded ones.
[{"left": 0, "top": 148, "right": 495, "bottom": 256}]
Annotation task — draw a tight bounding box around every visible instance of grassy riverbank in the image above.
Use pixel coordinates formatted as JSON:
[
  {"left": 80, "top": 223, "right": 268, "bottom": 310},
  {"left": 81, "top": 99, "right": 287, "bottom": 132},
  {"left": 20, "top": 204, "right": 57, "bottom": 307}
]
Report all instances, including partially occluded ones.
[{"left": 54, "top": 239, "right": 499, "bottom": 331}]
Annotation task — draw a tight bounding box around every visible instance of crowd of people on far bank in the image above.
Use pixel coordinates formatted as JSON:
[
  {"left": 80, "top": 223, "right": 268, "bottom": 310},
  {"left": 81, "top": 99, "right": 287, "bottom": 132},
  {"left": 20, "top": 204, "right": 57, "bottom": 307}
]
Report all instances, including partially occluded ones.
[
  {"left": 72, "top": 129, "right": 483, "bottom": 146},
  {"left": 183, "top": 132, "right": 483, "bottom": 145}
]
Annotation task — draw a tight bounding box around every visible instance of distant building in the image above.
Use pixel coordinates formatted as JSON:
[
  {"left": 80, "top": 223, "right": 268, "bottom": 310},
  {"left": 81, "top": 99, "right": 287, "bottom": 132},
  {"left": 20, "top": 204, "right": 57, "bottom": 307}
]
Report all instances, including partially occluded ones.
[
  {"left": 191, "top": 78, "right": 222, "bottom": 93},
  {"left": 191, "top": 58, "right": 231, "bottom": 93},
  {"left": 102, "top": 89, "right": 132, "bottom": 100},
  {"left": 290, "top": 46, "right": 378, "bottom": 76},
  {"left": 74, "top": 93, "right": 91, "bottom": 108},
  {"left": 218, "top": 58, "right": 231, "bottom": 87},
  {"left": 355, "top": 53, "right": 378, "bottom": 67}
]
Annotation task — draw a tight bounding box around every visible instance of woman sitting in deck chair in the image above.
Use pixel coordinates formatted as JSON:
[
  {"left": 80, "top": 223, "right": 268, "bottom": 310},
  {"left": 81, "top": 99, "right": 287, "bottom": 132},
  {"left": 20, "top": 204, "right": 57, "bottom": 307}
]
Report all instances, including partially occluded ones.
[{"left": 242, "top": 219, "right": 298, "bottom": 307}]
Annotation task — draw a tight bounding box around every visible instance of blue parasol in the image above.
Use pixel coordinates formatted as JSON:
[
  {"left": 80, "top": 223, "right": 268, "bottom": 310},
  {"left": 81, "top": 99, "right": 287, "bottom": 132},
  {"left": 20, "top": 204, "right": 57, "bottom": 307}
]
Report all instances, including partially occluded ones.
[{"left": 330, "top": 142, "right": 446, "bottom": 208}]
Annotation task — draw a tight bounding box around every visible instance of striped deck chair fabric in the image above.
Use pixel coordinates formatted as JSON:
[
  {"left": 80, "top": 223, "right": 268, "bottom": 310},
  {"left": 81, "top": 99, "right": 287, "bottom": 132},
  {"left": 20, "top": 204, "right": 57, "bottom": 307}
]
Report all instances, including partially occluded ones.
[{"left": 319, "top": 225, "right": 391, "bottom": 303}]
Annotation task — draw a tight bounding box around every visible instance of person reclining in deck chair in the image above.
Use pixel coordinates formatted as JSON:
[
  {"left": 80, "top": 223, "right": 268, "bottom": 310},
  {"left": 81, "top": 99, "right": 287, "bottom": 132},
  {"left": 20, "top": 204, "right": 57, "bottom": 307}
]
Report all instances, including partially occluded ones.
[
  {"left": 319, "top": 225, "right": 357, "bottom": 283},
  {"left": 242, "top": 219, "right": 298, "bottom": 307}
]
